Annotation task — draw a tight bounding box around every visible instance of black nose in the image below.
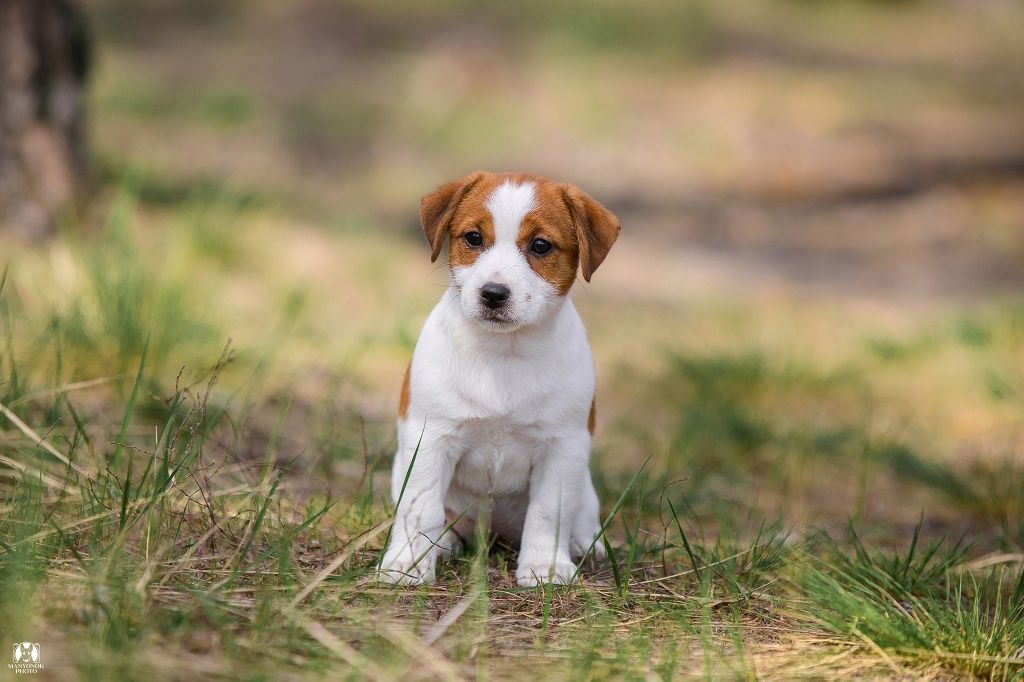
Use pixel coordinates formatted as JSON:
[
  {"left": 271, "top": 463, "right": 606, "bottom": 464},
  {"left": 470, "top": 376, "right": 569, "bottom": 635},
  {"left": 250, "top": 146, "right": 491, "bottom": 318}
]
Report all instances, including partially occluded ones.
[{"left": 480, "top": 282, "right": 510, "bottom": 309}]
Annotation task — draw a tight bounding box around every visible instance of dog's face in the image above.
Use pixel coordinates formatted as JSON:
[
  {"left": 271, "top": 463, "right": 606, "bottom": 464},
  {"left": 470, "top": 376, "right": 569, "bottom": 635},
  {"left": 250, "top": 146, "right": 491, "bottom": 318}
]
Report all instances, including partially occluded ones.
[{"left": 420, "top": 171, "right": 620, "bottom": 331}]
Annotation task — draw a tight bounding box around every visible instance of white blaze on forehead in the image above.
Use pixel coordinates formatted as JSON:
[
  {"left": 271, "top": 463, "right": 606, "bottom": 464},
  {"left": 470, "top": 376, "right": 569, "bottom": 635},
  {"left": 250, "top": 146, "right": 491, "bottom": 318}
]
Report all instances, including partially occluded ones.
[{"left": 485, "top": 181, "right": 536, "bottom": 243}]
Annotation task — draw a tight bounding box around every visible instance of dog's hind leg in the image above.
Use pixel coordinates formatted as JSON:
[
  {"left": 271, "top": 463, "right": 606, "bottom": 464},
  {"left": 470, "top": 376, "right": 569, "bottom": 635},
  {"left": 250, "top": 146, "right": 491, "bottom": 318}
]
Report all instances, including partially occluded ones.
[
  {"left": 570, "top": 470, "right": 607, "bottom": 561},
  {"left": 436, "top": 507, "right": 474, "bottom": 558}
]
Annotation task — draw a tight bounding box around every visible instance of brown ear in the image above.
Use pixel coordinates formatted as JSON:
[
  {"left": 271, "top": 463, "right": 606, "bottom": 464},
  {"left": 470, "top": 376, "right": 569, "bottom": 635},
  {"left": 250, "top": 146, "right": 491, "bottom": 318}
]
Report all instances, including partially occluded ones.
[
  {"left": 419, "top": 171, "right": 486, "bottom": 262},
  {"left": 561, "top": 186, "right": 620, "bottom": 281}
]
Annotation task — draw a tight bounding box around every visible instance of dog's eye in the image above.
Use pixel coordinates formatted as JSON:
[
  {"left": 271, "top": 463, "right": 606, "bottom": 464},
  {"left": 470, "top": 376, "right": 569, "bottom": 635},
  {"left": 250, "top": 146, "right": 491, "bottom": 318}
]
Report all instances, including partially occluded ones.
[
  {"left": 464, "top": 231, "right": 483, "bottom": 247},
  {"left": 529, "top": 238, "right": 552, "bottom": 255}
]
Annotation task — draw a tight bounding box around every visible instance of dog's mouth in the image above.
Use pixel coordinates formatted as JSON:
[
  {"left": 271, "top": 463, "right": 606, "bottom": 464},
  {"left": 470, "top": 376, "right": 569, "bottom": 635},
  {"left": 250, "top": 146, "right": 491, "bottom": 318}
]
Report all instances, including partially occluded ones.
[{"left": 475, "top": 309, "right": 521, "bottom": 329}]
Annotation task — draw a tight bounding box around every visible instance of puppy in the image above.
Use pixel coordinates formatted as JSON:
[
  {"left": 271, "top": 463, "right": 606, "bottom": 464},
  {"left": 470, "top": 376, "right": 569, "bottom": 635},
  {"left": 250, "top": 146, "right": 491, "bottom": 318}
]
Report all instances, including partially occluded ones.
[{"left": 379, "top": 171, "right": 620, "bottom": 586}]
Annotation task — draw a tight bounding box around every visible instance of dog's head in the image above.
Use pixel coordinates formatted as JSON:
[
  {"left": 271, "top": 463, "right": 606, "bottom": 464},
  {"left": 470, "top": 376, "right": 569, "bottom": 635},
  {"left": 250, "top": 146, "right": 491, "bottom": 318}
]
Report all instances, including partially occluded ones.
[{"left": 420, "top": 171, "right": 620, "bottom": 331}]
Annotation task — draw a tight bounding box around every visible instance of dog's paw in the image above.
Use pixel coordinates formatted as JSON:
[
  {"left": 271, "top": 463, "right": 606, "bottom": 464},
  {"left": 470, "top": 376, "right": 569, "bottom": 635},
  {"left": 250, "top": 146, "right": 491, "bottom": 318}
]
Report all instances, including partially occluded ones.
[
  {"left": 515, "top": 560, "right": 578, "bottom": 587},
  {"left": 377, "top": 551, "right": 436, "bottom": 586}
]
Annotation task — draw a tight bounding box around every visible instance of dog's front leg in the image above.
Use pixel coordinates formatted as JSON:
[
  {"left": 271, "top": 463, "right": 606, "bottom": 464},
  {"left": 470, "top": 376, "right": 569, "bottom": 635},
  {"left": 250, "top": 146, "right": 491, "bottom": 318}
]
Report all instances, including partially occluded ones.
[
  {"left": 379, "top": 434, "right": 457, "bottom": 585},
  {"left": 516, "top": 432, "right": 589, "bottom": 586}
]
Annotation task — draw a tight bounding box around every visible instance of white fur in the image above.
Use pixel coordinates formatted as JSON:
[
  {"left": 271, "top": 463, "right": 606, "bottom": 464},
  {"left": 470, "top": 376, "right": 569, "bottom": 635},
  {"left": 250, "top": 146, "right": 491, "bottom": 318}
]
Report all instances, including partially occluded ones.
[
  {"left": 451, "top": 181, "right": 560, "bottom": 332},
  {"left": 486, "top": 180, "right": 536, "bottom": 243},
  {"left": 379, "top": 182, "right": 605, "bottom": 587}
]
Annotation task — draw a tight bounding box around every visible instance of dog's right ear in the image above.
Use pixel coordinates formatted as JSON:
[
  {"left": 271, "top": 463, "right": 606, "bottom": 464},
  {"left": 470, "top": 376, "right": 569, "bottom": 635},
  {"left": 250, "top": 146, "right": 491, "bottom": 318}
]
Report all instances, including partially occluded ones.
[
  {"left": 420, "top": 171, "right": 487, "bottom": 262},
  {"left": 561, "top": 184, "right": 620, "bottom": 282}
]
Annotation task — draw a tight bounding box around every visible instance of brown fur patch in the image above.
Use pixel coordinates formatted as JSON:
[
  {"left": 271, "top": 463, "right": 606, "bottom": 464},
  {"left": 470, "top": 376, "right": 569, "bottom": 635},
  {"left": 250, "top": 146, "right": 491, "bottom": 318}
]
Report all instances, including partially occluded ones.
[
  {"left": 588, "top": 397, "right": 596, "bottom": 435},
  {"left": 419, "top": 171, "right": 619, "bottom": 289},
  {"left": 447, "top": 202, "right": 495, "bottom": 270},
  {"left": 420, "top": 171, "right": 486, "bottom": 262},
  {"left": 561, "top": 185, "right": 621, "bottom": 282},
  {"left": 517, "top": 181, "right": 581, "bottom": 295},
  {"left": 398, "top": 362, "right": 411, "bottom": 420}
]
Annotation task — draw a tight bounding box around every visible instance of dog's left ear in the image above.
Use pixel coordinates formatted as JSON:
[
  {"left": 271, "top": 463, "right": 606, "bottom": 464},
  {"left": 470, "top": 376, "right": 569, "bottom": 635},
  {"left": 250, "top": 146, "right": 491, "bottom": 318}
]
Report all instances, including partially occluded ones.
[
  {"left": 420, "top": 171, "right": 486, "bottom": 262},
  {"left": 561, "top": 185, "right": 620, "bottom": 282}
]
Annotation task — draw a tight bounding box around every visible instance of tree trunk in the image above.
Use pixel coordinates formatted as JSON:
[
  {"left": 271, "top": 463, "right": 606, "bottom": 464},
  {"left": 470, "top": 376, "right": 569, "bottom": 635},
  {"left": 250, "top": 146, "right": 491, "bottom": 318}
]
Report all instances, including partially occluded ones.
[{"left": 0, "top": 0, "right": 90, "bottom": 239}]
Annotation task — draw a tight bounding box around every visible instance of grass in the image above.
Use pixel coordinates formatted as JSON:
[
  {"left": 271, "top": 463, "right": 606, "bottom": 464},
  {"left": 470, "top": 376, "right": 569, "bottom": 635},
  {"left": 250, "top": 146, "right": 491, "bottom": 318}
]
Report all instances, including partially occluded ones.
[
  {"left": 4, "top": 0, "right": 1024, "bottom": 675},
  {"left": 797, "top": 535, "right": 1024, "bottom": 679},
  {"left": 2, "top": 187, "right": 1023, "bottom": 679}
]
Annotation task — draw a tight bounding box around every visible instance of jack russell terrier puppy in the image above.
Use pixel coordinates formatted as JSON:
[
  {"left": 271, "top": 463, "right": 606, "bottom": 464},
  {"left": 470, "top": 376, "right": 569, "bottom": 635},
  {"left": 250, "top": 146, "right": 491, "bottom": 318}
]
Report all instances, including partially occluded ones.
[{"left": 379, "top": 171, "right": 620, "bottom": 586}]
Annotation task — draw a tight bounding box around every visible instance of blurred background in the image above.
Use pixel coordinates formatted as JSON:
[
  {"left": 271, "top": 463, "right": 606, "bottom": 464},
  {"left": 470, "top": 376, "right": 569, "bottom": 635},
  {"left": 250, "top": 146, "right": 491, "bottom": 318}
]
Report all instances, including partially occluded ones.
[
  {"left": 3, "top": 0, "right": 1024, "bottom": 533},
  {"left": 2, "top": 0, "right": 1024, "bottom": 676},
  {"left": 8, "top": 0, "right": 1024, "bottom": 293}
]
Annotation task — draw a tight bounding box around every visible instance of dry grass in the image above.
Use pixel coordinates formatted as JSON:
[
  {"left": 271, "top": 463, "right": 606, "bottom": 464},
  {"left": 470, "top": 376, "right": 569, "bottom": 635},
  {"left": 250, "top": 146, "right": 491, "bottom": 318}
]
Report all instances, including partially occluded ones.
[
  {"left": 2, "top": 189, "right": 1023, "bottom": 679},
  {"left": 3, "top": 0, "right": 1024, "bottom": 678}
]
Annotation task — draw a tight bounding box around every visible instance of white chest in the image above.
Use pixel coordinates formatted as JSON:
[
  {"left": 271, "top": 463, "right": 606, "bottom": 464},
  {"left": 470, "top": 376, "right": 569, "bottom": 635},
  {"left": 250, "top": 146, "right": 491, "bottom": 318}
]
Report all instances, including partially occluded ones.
[
  {"left": 404, "top": 296, "right": 596, "bottom": 497},
  {"left": 449, "top": 419, "right": 539, "bottom": 495},
  {"left": 413, "top": 298, "right": 593, "bottom": 416}
]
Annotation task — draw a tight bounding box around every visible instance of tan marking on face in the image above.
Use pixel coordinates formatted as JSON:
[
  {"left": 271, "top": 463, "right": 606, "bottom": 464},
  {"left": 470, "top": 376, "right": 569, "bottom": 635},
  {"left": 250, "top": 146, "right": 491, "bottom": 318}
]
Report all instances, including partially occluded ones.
[
  {"left": 588, "top": 397, "right": 596, "bottom": 435},
  {"left": 421, "top": 171, "right": 619, "bottom": 291},
  {"left": 420, "top": 172, "right": 486, "bottom": 262},
  {"left": 517, "top": 181, "right": 580, "bottom": 295},
  {"left": 398, "top": 362, "right": 411, "bottom": 420},
  {"left": 447, "top": 203, "right": 494, "bottom": 269},
  {"left": 442, "top": 172, "right": 535, "bottom": 268}
]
